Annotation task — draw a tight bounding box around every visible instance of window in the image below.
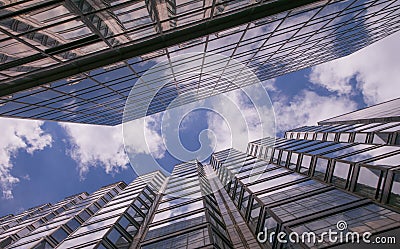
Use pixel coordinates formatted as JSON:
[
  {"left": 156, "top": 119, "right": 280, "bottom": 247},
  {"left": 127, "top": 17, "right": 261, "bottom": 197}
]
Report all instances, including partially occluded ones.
[
  {"left": 88, "top": 204, "right": 100, "bottom": 214},
  {"left": 341, "top": 146, "right": 399, "bottom": 162},
  {"left": 262, "top": 216, "right": 278, "bottom": 247},
  {"left": 288, "top": 152, "right": 299, "bottom": 170},
  {"left": 165, "top": 185, "right": 201, "bottom": 198},
  {"left": 339, "top": 133, "right": 350, "bottom": 142},
  {"left": 300, "top": 155, "right": 312, "bottom": 174},
  {"left": 323, "top": 144, "right": 373, "bottom": 158},
  {"left": 272, "top": 149, "right": 280, "bottom": 163},
  {"left": 107, "top": 228, "right": 130, "bottom": 249},
  {"left": 331, "top": 162, "right": 351, "bottom": 189},
  {"left": 45, "top": 213, "right": 55, "bottom": 221},
  {"left": 65, "top": 218, "right": 81, "bottom": 232},
  {"left": 270, "top": 190, "right": 358, "bottom": 223},
  {"left": 51, "top": 228, "right": 69, "bottom": 244},
  {"left": 138, "top": 193, "right": 152, "bottom": 207},
  {"left": 354, "top": 133, "right": 367, "bottom": 143},
  {"left": 233, "top": 183, "right": 242, "bottom": 205},
  {"left": 158, "top": 194, "right": 201, "bottom": 210},
  {"left": 118, "top": 216, "right": 137, "bottom": 237},
  {"left": 264, "top": 147, "right": 273, "bottom": 160},
  {"left": 144, "top": 187, "right": 156, "bottom": 199},
  {"left": 248, "top": 174, "right": 304, "bottom": 193},
  {"left": 241, "top": 168, "right": 288, "bottom": 185},
  {"left": 395, "top": 134, "right": 400, "bottom": 145},
  {"left": 32, "top": 240, "right": 53, "bottom": 249},
  {"left": 152, "top": 200, "right": 204, "bottom": 223},
  {"left": 290, "top": 203, "right": 400, "bottom": 246},
  {"left": 133, "top": 198, "right": 149, "bottom": 215},
  {"left": 78, "top": 210, "right": 91, "bottom": 222},
  {"left": 366, "top": 153, "right": 400, "bottom": 167},
  {"left": 355, "top": 166, "right": 383, "bottom": 199},
  {"left": 75, "top": 217, "right": 120, "bottom": 236},
  {"left": 126, "top": 206, "right": 144, "bottom": 225},
  {"left": 165, "top": 180, "right": 199, "bottom": 194},
  {"left": 326, "top": 133, "right": 335, "bottom": 141},
  {"left": 240, "top": 190, "right": 250, "bottom": 215},
  {"left": 141, "top": 228, "right": 210, "bottom": 249},
  {"left": 0, "top": 237, "right": 12, "bottom": 248},
  {"left": 280, "top": 151, "right": 289, "bottom": 166},
  {"left": 313, "top": 158, "right": 329, "bottom": 181},
  {"left": 96, "top": 244, "right": 107, "bottom": 249},
  {"left": 103, "top": 193, "right": 113, "bottom": 201},
  {"left": 248, "top": 199, "right": 261, "bottom": 232},
  {"left": 97, "top": 198, "right": 106, "bottom": 207},
  {"left": 373, "top": 133, "right": 389, "bottom": 144},
  {"left": 146, "top": 212, "right": 206, "bottom": 240},
  {"left": 388, "top": 173, "right": 400, "bottom": 208},
  {"left": 258, "top": 180, "right": 325, "bottom": 205},
  {"left": 212, "top": 231, "right": 231, "bottom": 249}
]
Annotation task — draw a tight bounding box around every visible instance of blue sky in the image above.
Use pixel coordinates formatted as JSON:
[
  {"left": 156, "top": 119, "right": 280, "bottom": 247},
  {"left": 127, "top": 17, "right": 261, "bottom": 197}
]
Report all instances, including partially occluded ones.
[{"left": 1, "top": 31, "right": 400, "bottom": 217}]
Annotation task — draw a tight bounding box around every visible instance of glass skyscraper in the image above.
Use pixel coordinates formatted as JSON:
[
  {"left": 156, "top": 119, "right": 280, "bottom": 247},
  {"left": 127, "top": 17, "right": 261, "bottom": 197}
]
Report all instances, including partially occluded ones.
[
  {"left": 0, "top": 0, "right": 399, "bottom": 125},
  {"left": 1, "top": 97, "right": 399, "bottom": 248}
]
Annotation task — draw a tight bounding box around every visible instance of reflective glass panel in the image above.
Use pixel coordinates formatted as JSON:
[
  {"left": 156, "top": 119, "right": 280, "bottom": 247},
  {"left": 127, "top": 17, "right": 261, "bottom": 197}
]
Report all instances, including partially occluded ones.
[
  {"left": 388, "top": 173, "right": 400, "bottom": 209},
  {"left": 248, "top": 174, "right": 304, "bottom": 193},
  {"left": 313, "top": 158, "right": 329, "bottom": 180},
  {"left": 355, "top": 167, "right": 382, "bottom": 199},
  {"left": 300, "top": 155, "right": 312, "bottom": 174},
  {"left": 107, "top": 228, "right": 130, "bottom": 249},
  {"left": 146, "top": 212, "right": 206, "bottom": 239},
  {"left": 152, "top": 200, "right": 204, "bottom": 223},
  {"left": 258, "top": 180, "right": 325, "bottom": 205},
  {"left": 323, "top": 144, "right": 373, "bottom": 158},
  {"left": 331, "top": 161, "right": 351, "bottom": 189}
]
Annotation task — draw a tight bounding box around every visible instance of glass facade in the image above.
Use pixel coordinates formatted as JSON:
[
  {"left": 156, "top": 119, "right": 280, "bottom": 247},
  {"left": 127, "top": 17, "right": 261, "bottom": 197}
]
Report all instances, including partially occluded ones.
[
  {"left": 0, "top": 183, "right": 124, "bottom": 249},
  {"left": 212, "top": 146, "right": 400, "bottom": 248},
  {"left": 319, "top": 97, "right": 400, "bottom": 125},
  {"left": 58, "top": 171, "right": 166, "bottom": 249},
  {"left": 141, "top": 161, "right": 232, "bottom": 249},
  {"left": 1, "top": 0, "right": 400, "bottom": 125},
  {"left": 0, "top": 173, "right": 166, "bottom": 249},
  {"left": 211, "top": 97, "right": 400, "bottom": 248}
]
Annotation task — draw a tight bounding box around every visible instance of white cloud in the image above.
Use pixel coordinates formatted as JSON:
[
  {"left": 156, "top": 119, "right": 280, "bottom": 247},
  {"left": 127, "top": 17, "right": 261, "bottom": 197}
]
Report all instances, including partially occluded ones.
[
  {"left": 21, "top": 174, "right": 30, "bottom": 181},
  {"left": 207, "top": 83, "right": 276, "bottom": 152},
  {"left": 273, "top": 90, "right": 357, "bottom": 133},
  {"left": 61, "top": 123, "right": 128, "bottom": 179},
  {"left": 0, "top": 118, "right": 52, "bottom": 199},
  {"left": 261, "top": 79, "right": 277, "bottom": 92},
  {"left": 124, "top": 114, "right": 166, "bottom": 159},
  {"left": 308, "top": 62, "right": 354, "bottom": 95},
  {"left": 61, "top": 115, "right": 165, "bottom": 179},
  {"left": 309, "top": 32, "right": 400, "bottom": 105}
]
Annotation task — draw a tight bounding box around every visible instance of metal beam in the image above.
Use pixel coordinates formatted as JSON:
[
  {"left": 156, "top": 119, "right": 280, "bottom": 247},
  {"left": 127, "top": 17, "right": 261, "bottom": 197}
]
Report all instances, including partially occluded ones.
[{"left": 0, "top": 0, "right": 321, "bottom": 97}]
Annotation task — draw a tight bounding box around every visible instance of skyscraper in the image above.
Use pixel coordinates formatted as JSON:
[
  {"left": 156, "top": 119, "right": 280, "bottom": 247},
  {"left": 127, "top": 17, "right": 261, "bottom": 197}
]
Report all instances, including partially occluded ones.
[
  {"left": 1, "top": 98, "right": 399, "bottom": 248},
  {"left": 0, "top": 172, "right": 166, "bottom": 249},
  {"left": 240, "top": 97, "right": 400, "bottom": 248},
  {"left": 140, "top": 161, "right": 233, "bottom": 249},
  {"left": 0, "top": 0, "right": 399, "bottom": 125}
]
